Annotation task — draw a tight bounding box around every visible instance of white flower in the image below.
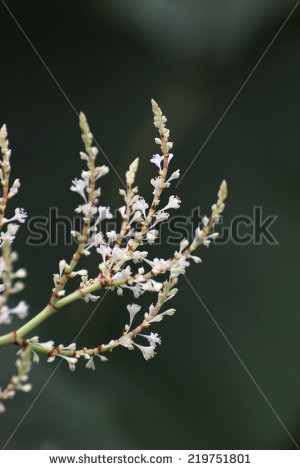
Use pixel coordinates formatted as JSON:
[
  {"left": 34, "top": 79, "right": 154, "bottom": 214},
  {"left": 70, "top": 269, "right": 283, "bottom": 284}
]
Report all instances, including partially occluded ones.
[
  {"left": 133, "top": 342, "right": 156, "bottom": 361},
  {"left": 70, "top": 178, "right": 87, "bottom": 201},
  {"left": 152, "top": 211, "right": 169, "bottom": 227},
  {"left": 86, "top": 354, "right": 108, "bottom": 370},
  {"left": 57, "top": 355, "right": 77, "bottom": 372},
  {"left": 97, "top": 206, "right": 113, "bottom": 222},
  {"left": 95, "top": 165, "right": 109, "bottom": 180},
  {"left": 33, "top": 340, "right": 55, "bottom": 350},
  {"left": 126, "top": 303, "right": 141, "bottom": 329},
  {"left": 143, "top": 279, "right": 163, "bottom": 292},
  {"left": 85, "top": 356, "right": 95, "bottom": 370},
  {"left": 131, "top": 250, "right": 148, "bottom": 262},
  {"left": 162, "top": 195, "right": 181, "bottom": 211},
  {"left": 134, "top": 198, "right": 149, "bottom": 219},
  {"left": 9, "top": 300, "right": 29, "bottom": 319},
  {"left": 166, "top": 170, "right": 180, "bottom": 183},
  {"left": 86, "top": 231, "right": 105, "bottom": 250},
  {"left": 144, "top": 257, "right": 171, "bottom": 272},
  {"left": 130, "top": 210, "right": 142, "bottom": 224},
  {"left": 3, "top": 208, "right": 27, "bottom": 225},
  {"left": 150, "top": 154, "right": 164, "bottom": 169},
  {"left": 138, "top": 332, "right": 161, "bottom": 347},
  {"left": 106, "top": 230, "right": 117, "bottom": 244},
  {"left": 82, "top": 293, "right": 100, "bottom": 303},
  {"left": 112, "top": 266, "right": 131, "bottom": 282},
  {"left": 150, "top": 176, "right": 163, "bottom": 195},
  {"left": 77, "top": 203, "right": 97, "bottom": 217},
  {"left": 124, "top": 283, "right": 144, "bottom": 299},
  {"left": 110, "top": 246, "right": 127, "bottom": 264},
  {"left": 15, "top": 208, "right": 27, "bottom": 223},
  {"left": 119, "top": 335, "right": 133, "bottom": 348},
  {"left": 146, "top": 230, "right": 158, "bottom": 244},
  {"left": 148, "top": 308, "right": 176, "bottom": 323},
  {"left": 171, "top": 256, "right": 189, "bottom": 275},
  {"left": 69, "top": 269, "right": 88, "bottom": 278},
  {"left": 97, "top": 244, "right": 111, "bottom": 261}
]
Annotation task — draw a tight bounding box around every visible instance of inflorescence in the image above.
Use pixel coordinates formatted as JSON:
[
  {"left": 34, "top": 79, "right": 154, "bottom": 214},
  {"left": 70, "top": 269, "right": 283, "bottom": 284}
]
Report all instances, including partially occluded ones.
[{"left": 0, "top": 100, "right": 227, "bottom": 412}]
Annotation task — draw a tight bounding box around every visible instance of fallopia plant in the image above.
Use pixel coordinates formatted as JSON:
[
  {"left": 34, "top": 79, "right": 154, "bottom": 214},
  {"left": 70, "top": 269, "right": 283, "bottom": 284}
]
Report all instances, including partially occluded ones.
[{"left": 0, "top": 100, "right": 227, "bottom": 412}]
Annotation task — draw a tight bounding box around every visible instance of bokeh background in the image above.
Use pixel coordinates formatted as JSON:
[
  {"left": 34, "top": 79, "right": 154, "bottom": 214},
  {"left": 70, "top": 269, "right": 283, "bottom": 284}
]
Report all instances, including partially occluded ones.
[{"left": 0, "top": 0, "right": 299, "bottom": 450}]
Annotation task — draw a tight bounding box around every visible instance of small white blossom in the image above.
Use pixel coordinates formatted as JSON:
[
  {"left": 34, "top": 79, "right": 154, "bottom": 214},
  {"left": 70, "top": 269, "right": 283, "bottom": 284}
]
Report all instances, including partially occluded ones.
[
  {"left": 143, "top": 279, "right": 163, "bottom": 292},
  {"left": 162, "top": 195, "right": 181, "bottom": 211},
  {"left": 119, "top": 335, "right": 133, "bottom": 349},
  {"left": 138, "top": 332, "right": 161, "bottom": 347},
  {"left": 106, "top": 230, "right": 117, "bottom": 244},
  {"left": 82, "top": 293, "right": 100, "bottom": 303},
  {"left": 150, "top": 177, "right": 163, "bottom": 195},
  {"left": 3, "top": 208, "right": 27, "bottom": 224},
  {"left": 124, "top": 283, "right": 144, "bottom": 298},
  {"left": 97, "top": 244, "right": 112, "bottom": 262},
  {"left": 166, "top": 170, "right": 180, "bottom": 183},
  {"left": 148, "top": 308, "right": 176, "bottom": 323},
  {"left": 75, "top": 203, "right": 97, "bottom": 217},
  {"left": 95, "top": 165, "right": 109, "bottom": 180},
  {"left": 133, "top": 342, "right": 156, "bottom": 361},
  {"left": 57, "top": 355, "right": 77, "bottom": 372},
  {"left": 97, "top": 206, "right": 113, "bottom": 222},
  {"left": 69, "top": 269, "right": 88, "bottom": 278},
  {"left": 150, "top": 154, "right": 164, "bottom": 169},
  {"left": 9, "top": 300, "right": 29, "bottom": 319},
  {"left": 134, "top": 198, "right": 149, "bottom": 219},
  {"left": 86, "top": 354, "right": 108, "bottom": 370},
  {"left": 144, "top": 257, "right": 171, "bottom": 272},
  {"left": 70, "top": 178, "right": 87, "bottom": 201},
  {"left": 112, "top": 266, "right": 131, "bottom": 283},
  {"left": 126, "top": 303, "right": 141, "bottom": 329},
  {"left": 152, "top": 211, "right": 169, "bottom": 227},
  {"left": 146, "top": 230, "right": 158, "bottom": 244}
]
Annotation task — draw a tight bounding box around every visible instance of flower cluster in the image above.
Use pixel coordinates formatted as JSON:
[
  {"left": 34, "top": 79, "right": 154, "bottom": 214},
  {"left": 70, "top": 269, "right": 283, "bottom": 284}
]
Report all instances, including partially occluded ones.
[{"left": 0, "top": 100, "right": 227, "bottom": 412}]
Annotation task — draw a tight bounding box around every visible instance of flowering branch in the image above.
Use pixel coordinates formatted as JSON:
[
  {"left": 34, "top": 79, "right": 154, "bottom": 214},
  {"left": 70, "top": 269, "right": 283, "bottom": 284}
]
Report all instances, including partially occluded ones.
[{"left": 0, "top": 100, "right": 227, "bottom": 412}]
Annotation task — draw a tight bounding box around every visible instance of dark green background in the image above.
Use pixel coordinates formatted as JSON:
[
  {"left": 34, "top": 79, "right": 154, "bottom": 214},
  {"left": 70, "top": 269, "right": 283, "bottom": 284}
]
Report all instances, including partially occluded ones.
[{"left": 0, "top": 0, "right": 299, "bottom": 450}]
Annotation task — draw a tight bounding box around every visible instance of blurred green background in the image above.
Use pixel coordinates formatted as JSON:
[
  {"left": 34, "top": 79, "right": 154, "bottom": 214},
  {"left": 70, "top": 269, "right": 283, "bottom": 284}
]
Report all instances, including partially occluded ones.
[{"left": 0, "top": 0, "right": 299, "bottom": 450}]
